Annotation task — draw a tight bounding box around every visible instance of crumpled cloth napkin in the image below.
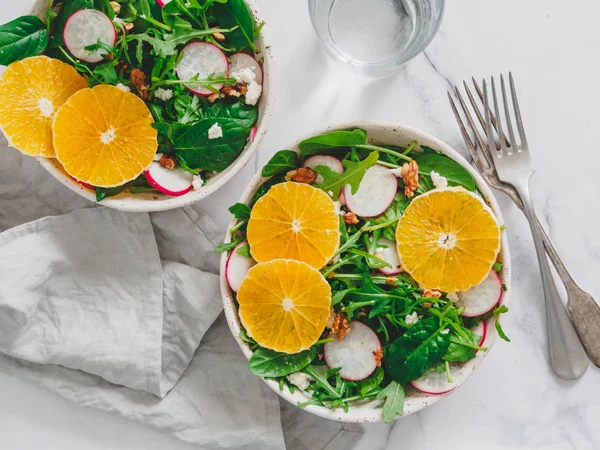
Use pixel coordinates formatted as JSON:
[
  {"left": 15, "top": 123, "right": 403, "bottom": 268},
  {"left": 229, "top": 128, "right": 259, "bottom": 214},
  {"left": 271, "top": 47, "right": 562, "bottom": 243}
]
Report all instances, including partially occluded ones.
[{"left": 0, "top": 144, "right": 364, "bottom": 450}]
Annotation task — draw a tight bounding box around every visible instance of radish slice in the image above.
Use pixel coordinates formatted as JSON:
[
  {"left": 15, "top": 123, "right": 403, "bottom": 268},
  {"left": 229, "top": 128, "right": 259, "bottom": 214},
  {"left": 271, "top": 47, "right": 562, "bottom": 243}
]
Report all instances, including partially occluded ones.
[
  {"left": 157, "top": 0, "right": 171, "bottom": 6},
  {"left": 229, "top": 53, "right": 263, "bottom": 85},
  {"left": 472, "top": 320, "right": 487, "bottom": 348},
  {"left": 344, "top": 165, "right": 397, "bottom": 218},
  {"left": 226, "top": 241, "right": 256, "bottom": 292},
  {"left": 370, "top": 237, "right": 402, "bottom": 275},
  {"left": 303, "top": 155, "right": 343, "bottom": 184},
  {"left": 63, "top": 9, "right": 117, "bottom": 63},
  {"left": 324, "top": 321, "right": 381, "bottom": 381},
  {"left": 250, "top": 126, "right": 257, "bottom": 143},
  {"left": 176, "top": 42, "right": 229, "bottom": 96},
  {"left": 411, "top": 364, "right": 463, "bottom": 395},
  {"left": 457, "top": 271, "right": 503, "bottom": 318},
  {"left": 145, "top": 162, "right": 193, "bottom": 197}
]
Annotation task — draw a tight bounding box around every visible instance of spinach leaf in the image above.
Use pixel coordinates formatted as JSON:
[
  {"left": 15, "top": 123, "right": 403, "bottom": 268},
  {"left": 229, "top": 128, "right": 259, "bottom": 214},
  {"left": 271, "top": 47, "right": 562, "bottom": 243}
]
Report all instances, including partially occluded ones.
[
  {"left": 384, "top": 317, "right": 451, "bottom": 383},
  {"left": 443, "top": 327, "right": 481, "bottom": 363},
  {"left": 358, "top": 366, "right": 384, "bottom": 396},
  {"left": 413, "top": 153, "right": 477, "bottom": 191},
  {"left": 376, "top": 381, "right": 405, "bottom": 424},
  {"left": 262, "top": 150, "right": 298, "bottom": 177},
  {"left": 204, "top": 100, "right": 257, "bottom": 127},
  {"left": 0, "top": 16, "right": 48, "bottom": 65},
  {"left": 315, "top": 150, "right": 378, "bottom": 199},
  {"left": 493, "top": 305, "right": 510, "bottom": 342},
  {"left": 229, "top": 202, "right": 251, "bottom": 220},
  {"left": 213, "top": 0, "right": 257, "bottom": 51},
  {"left": 96, "top": 185, "right": 127, "bottom": 202},
  {"left": 248, "top": 347, "right": 316, "bottom": 377},
  {"left": 298, "top": 129, "right": 368, "bottom": 157},
  {"left": 93, "top": 0, "right": 116, "bottom": 19}
]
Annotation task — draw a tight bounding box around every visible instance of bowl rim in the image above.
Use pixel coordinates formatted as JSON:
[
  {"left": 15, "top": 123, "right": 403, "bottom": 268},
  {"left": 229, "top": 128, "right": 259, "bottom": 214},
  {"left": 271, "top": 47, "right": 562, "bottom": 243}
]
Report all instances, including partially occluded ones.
[
  {"left": 220, "top": 121, "right": 512, "bottom": 423},
  {"left": 20, "top": 0, "right": 274, "bottom": 212}
]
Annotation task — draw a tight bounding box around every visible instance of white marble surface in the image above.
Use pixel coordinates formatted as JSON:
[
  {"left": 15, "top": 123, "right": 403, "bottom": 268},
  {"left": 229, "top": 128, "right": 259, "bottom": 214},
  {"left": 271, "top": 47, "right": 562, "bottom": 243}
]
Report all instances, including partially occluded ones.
[{"left": 2, "top": 0, "right": 600, "bottom": 449}]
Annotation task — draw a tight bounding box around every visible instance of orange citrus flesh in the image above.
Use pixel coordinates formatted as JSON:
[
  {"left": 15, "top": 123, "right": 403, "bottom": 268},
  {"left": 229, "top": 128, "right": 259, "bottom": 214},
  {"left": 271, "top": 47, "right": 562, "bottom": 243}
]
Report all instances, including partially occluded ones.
[
  {"left": 0, "top": 56, "right": 87, "bottom": 157},
  {"left": 247, "top": 182, "right": 340, "bottom": 269},
  {"left": 395, "top": 187, "right": 501, "bottom": 292},
  {"left": 237, "top": 259, "right": 331, "bottom": 354},
  {"left": 53, "top": 84, "right": 158, "bottom": 187}
]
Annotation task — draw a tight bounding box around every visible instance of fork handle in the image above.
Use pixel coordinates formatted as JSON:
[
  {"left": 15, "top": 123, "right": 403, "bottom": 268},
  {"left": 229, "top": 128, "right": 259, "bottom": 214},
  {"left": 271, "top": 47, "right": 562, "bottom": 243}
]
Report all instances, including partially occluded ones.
[{"left": 514, "top": 180, "right": 588, "bottom": 379}]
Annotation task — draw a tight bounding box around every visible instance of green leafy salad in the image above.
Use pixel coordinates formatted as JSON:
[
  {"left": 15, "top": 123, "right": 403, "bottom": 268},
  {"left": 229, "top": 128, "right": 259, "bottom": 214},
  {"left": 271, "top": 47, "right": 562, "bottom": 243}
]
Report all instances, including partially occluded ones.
[
  {"left": 219, "top": 128, "right": 509, "bottom": 423},
  {"left": 0, "top": 0, "right": 264, "bottom": 201}
]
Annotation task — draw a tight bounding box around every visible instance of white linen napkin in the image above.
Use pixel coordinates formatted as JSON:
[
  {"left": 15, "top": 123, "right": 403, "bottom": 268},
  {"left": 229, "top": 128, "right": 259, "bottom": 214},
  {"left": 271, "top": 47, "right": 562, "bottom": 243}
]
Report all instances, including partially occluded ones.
[{"left": 0, "top": 144, "right": 364, "bottom": 450}]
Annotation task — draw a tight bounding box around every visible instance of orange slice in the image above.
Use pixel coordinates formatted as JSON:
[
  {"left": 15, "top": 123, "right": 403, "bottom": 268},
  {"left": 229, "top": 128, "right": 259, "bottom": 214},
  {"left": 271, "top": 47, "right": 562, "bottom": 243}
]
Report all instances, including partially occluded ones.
[
  {"left": 0, "top": 56, "right": 87, "bottom": 157},
  {"left": 237, "top": 259, "right": 331, "bottom": 353},
  {"left": 247, "top": 182, "right": 340, "bottom": 269},
  {"left": 53, "top": 84, "right": 157, "bottom": 187},
  {"left": 395, "top": 187, "right": 501, "bottom": 292}
]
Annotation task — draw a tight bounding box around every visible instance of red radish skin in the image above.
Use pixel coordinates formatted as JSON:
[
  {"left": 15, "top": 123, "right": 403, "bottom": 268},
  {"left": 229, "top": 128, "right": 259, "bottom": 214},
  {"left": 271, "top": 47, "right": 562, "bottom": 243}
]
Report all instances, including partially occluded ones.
[
  {"left": 370, "top": 236, "right": 402, "bottom": 275},
  {"left": 145, "top": 162, "right": 193, "bottom": 197},
  {"left": 250, "top": 127, "right": 257, "bottom": 143},
  {"left": 457, "top": 270, "right": 503, "bottom": 318},
  {"left": 63, "top": 10, "right": 117, "bottom": 63},
  {"left": 344, "top": 165, "right": 397, "bottom": 218},
  {"left": 157, "top": 0, "right": 171, "bottom": 6},
  {"left": 69, "top": 175, "right": 95, "bottom": 190},
  {"left": 473, "top": 320, "right": 487, "bottom": 348},
  {"left": 303, "top": 155, "right": 344, "bottom": 185},
  {"left": 324, "top": 321, "right": 381, "bottom": 381},
  {"left": 226, "top": 241, "right": 256, "bottom": 292},
  {"left": 176, "top": 42, "right": 229, "bottom": 96},
  {"left": 229, "top": 53, "right": 264, "bottom": 85}
]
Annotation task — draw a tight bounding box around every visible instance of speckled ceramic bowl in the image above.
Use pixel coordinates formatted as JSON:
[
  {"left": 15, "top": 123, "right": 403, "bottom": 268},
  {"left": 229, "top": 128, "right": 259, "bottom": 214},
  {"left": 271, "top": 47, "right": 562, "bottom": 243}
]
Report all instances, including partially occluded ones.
[
  {"left": 1, "top": 0, "right": 273, "bottom": 212},
  {"left": 220, "top": 122, "right": 511, "bottom": 423}
]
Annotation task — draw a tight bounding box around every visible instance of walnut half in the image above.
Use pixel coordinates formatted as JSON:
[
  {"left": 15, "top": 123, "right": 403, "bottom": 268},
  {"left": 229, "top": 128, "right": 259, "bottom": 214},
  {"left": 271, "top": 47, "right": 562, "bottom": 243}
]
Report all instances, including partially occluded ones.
[{"left": 284, "top": 168, "right": 317, "bottom": 184}]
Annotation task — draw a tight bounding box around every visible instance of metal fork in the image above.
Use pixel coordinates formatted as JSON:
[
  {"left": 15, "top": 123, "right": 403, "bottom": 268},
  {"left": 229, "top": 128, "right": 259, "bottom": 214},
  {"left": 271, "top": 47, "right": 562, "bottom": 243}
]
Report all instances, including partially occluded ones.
[{"left": 448, "top": 74, "right": 589, "bottom": 380}]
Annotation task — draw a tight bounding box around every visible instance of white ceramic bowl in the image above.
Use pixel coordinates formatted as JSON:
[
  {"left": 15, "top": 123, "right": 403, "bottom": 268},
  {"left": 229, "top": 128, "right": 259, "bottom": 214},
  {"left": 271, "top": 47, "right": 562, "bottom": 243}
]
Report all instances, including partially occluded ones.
[
  {"left": 221, "top": 122, "right": 511, "bottom": 423},
  {"left": 2, "top": 0, "right": 272, "bottom": 212}
]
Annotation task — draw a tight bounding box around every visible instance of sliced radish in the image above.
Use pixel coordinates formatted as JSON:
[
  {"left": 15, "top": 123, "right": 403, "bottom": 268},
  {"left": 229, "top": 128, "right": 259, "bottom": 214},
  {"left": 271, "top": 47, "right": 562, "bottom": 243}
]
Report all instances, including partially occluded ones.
[
  {"left": 303, "top": 155, "right": 343, "bottom": 184},
  {"left": 157, "top": 0, "right": 171, "bottom": 6},
  {"left": 344, "top": 165, "right": 397, "bottom": 218},
  {"left": 63, "top": 9, "right": 117, "bottom": 63},
  {"left": 370, "top": 237, "right": 402, "bottom": 275},
  {"left": 250, "top": 126, "right": 257, "bottom": 143},
  {"left": 411, "top": 364, "right": 463, "bottom": 395},
  {"left": 324, "top": 321, "right": 381, "bottom": 381},
  {"left": 472, "top": 320, "right": 487, "bottom": 348},
  {"left": 457, "top": 270, "right": 503, "bottom": 318},
  {"left": 229, "top": 53, "right": 263, "bottom": 85},
  {"left": 226, "top": 241, "right": 256, "bottom": 292},
  {"left": 176, "top": 42, "right": 229, "bottom": 96},
  {"left": 145, "top": 162, "right": 193, "bottom": 197}
]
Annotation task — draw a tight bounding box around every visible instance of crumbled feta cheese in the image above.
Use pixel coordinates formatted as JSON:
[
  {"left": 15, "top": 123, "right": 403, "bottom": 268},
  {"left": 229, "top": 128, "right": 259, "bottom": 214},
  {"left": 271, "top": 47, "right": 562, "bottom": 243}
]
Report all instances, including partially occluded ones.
[
  {"left": 192, "top": 175, "right": 204, "bottom": 191},
  {"left": 208, "top": 122, "right": 223, "bottom": 139},
  {"left": 390, "top": 167, "right": 403, "bottom": 177},
  {"left": 376, "top": 247, "right": 386, "bottom": 254},
  {"left": 405, "top": 311, "right": 419, "bottom": 326},
  {"left": 333, "top": 201, "right": 342, "bottom": 215},
  {"left": 328, "top": 191, "right": 334, "bottom": 197},
  {"left": 116, "top": 83, "right": 131, "bottom": 93},
  {"left": 153, "top": 153, "right": 163, "bottom": 162},
  {"left": 154, "top": 88, "right": 173, "bottom": 101},
  {"left": 430, "top": 170, "right": 448, "bottom": 189},
  {"left": 286, "top": 372, "right": 313, "bottom": 391},
  {"left": 447, "top": 292, "right": 459, "bottom": 303},
  {"left": 441, "top": 328, "right": 450, "bottom": 335},
  {"left": 233, "top": 67, "right": 257, "bottom": 85},
  {"left": 245, "top": 81, "right": 262, "bottom": 106}
]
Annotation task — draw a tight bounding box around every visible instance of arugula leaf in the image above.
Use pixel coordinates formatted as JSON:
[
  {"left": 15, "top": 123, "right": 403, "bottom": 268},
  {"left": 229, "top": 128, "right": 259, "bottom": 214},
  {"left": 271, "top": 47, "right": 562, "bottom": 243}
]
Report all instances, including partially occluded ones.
[
  {"left": 358, "top": 366, "right": 384, "bottom": 396},
  {"left": 384, "top": 317, "right": 451, "bottom": 383},
  {"left": 262, "top": 150, "right": 298, "bottom": 177},
  {"left": 315, "top": 150, "right": 378, "bottom": 199},
  {"left": 215, "top": 236, "right": 244, "bottom": 253},
  {"left": 443, "top": 327, "right": 481, "bottom": 363},
  {"left": 236, "top": 242, "right": 251, "bottom": 257},
  {"left": 214, "top": 0, "right": 257, "bottom": 51},
  {"left": 376, "top": 381, "right": 405, "bottom": 424},
  {"left": 298, "top": 129, "right": 368, "bottom": 157},
  {"left": 229, "top": 203, "right": 251, "bottom": 220},
  {"left": 93, "top": 0, "right": 116, "bottom": 19},
  {"left": 493, "top": 305, "right": 510, "bottom": 342},
  {"left": 248, "top": 347, "right": 316, "bottom": 377},
  {"left": 492, "top": 262, "right": 503, "bottom": 273},
  {"left": 0, "top": 16, "right": 48, "bottom": 65},
  {"left": 362, "top": 193, "right": 410, "bottom": 241},
  {"left": 413, "top": 153, "right": 477, "bottom": 192}
]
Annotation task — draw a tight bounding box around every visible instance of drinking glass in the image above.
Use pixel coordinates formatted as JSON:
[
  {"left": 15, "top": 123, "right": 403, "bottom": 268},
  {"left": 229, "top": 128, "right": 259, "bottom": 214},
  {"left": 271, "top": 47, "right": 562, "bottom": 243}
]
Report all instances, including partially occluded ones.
[{"left": 308, "top": 0, "right": 445, "bottom": 77}]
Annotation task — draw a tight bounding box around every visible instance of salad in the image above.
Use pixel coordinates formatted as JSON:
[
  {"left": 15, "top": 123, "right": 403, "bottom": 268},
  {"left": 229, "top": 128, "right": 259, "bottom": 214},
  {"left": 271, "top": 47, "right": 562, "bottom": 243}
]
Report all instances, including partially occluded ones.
[
  {"left": 219, "top": 128, "right": 509, "bottom": 423},
  {"left": 0, "top": 0, "right": 264, "bottom": 201}
]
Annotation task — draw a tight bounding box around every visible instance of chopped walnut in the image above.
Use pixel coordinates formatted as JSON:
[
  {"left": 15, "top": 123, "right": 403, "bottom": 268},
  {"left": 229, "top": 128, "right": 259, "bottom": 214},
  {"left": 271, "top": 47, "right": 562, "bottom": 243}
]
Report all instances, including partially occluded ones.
[
  {"left": 423, "top": 289, "right": 442, "bottom": 299},
  {"left": 207, "top": 93, "right": 223, "bottom": 103},
  {"left": 110, "top": 1, "right": 121, "bottom": 14},
  {"left": 237, "top": 84, "right": 248, "bottom": 95},
  {"left": 317, "top": 352, "right": 324, "bottom": 361},
  {"left": 213, "top": 31, "right": 226, "bottom": 41},
  {"left": 330, "top": 312, "right": 350, "bottom": 341},
  {"left": 284, "top": 168, "right": 317, "bottom": 184},
  {"left": 357, "top": 309, "right": 367, "bottom": 318},
  {"left": 401, "top": 160, "right": 419, "bottom": 198},
  {"left": 222, "top": 85, "right": 241, "bottom": 98},
  {"left": 123, "top": 22, "right": 134, "bottom": 33},
  {"left": 130, "top": 68, "right": 150, "bottom": 100},
  {"left": 386, "top": 276, "right": 398, "bottom": 286},
  {"left": 423, "top": 302, "right": 433, "bottom": 308},
  {"left": 373, "top": 348, "right": 383, "bottom": 367},
  {"left": 343, "top": 211, "right": 359, "bottom": 225},
  {"left": 325, "top": 307, "right": 336, "bottom": 329},
  {"left": 159, "top": 155, "right": 176, "bottom": 170}
]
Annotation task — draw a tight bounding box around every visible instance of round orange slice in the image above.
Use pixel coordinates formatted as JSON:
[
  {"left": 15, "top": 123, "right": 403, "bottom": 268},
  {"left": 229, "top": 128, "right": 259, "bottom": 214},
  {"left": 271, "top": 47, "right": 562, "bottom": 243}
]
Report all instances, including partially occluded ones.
[
  {"left": 53, "top": 84, "right": 158, "bottom": 187},
  {"left": 0, "top": 56, "right": 87, "bottom": 157},
  {"left": 395, "top": 187, "right": 501, "bottom": 292},
  {"left": 247, "top": 182, "right": 340, "bottom": 269},
  {"left": 237, "top": 259, "right": 331, "bottom": 354}
]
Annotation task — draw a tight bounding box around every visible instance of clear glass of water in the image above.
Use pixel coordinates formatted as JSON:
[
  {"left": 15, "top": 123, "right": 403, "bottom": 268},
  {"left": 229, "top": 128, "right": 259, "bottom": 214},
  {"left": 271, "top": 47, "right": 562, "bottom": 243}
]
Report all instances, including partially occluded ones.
[{"left": 308, "top": 0, "right": 445, "bottom": 77}]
